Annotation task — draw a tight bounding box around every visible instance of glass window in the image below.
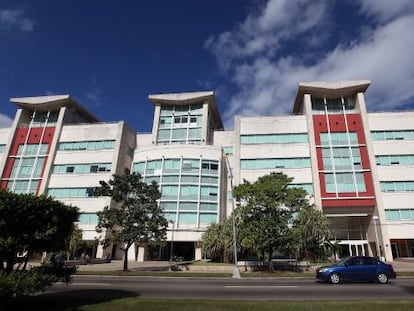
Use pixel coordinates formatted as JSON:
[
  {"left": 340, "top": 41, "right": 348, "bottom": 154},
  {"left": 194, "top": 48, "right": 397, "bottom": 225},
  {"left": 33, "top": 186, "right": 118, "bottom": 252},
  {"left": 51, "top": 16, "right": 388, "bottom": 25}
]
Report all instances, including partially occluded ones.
[
  {"left": 179, "top": 202, "right": 197, "bottom": 211},
  {"left": 79, "top": 213, "right": 99, "bottom": 224},
  {"left": 199, "top": 213, "right": 217, "bottom": 225},
  {"left": 163, "top": 159, "right": 181, "bottom": 173},
  {"left": 181, "top": 175, "right": 199, "bottom": 183},
  {"left": 199, "top": 203, "right": 217, "bottom": 211},
  {"left": 179, "top": 212, "right": 197, "bottom": 225},
  {"left": 161, "top": 185, "right": 179, "bottom": 200},
  {"left": 240, "top": 158, "right": 310, "bottom": 169},
  {"left": 240, "top": 133, "right": 308, "bottom": 145},
  {"left": 132, "top": 162, "right": 145, "bottom": 175},
  {"left": 180, "top": 185, "right": 199, "bottom": 200}
]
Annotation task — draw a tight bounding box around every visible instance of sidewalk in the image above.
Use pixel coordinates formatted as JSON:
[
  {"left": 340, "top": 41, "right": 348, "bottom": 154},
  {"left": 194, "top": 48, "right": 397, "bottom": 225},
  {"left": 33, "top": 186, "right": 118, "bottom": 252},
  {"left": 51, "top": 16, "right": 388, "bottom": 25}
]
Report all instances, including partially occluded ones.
[{"left": 75, "top": 258, "right": 414, "bottom": 273}]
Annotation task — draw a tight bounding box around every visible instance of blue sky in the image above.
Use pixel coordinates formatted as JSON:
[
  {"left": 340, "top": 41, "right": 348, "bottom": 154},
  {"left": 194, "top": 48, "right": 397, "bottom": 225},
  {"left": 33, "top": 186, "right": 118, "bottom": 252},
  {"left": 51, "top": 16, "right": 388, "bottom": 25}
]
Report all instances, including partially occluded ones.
[{"left": 1, "top": 0, "right": 414, "bottom": 131}]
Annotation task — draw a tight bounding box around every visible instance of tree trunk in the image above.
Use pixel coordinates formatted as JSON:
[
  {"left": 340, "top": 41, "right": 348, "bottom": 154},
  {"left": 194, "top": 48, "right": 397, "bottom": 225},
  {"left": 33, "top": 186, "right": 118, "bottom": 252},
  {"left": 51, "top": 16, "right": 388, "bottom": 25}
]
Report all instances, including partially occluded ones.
[
  {"left": 267, "top": 253, "right": 274, "bottom": 273},
  {"left": 123, "top": 248, "right": 128, "bottom": 272}
]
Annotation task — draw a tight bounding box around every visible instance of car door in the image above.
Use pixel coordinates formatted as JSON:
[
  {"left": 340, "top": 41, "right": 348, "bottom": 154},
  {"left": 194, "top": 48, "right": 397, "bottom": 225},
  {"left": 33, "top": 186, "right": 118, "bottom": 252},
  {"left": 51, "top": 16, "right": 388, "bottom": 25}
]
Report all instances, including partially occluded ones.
[
  {"left": 341, "top": 257, "right": 362, "bottom": 280},
  {"left": 361, "top": 257, "right": 378, "bottom": 280}
]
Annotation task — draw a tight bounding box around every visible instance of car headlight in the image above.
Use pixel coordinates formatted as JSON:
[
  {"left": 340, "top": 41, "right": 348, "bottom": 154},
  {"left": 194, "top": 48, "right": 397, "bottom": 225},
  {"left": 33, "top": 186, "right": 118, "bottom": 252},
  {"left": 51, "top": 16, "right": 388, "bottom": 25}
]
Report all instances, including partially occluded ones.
[{"left": 319, "top": 268, "right": 329, "bottom": 273}]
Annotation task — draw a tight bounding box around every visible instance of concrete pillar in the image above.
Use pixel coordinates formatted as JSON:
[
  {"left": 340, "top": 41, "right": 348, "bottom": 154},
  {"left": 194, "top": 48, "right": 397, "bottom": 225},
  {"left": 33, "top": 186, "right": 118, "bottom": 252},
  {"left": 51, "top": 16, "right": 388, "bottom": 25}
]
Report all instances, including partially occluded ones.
[
  {"left": 96, "top": 244, "right": 104, "bottom": 258},
  {"left": 127, "top": 243, "right": 136, "bottom": 261},
  {"left": 195, "top": 247, "right": 202, "bottom": 261},
  {"left": 137, "top": 246, "right": 146, "bottom": 262}
]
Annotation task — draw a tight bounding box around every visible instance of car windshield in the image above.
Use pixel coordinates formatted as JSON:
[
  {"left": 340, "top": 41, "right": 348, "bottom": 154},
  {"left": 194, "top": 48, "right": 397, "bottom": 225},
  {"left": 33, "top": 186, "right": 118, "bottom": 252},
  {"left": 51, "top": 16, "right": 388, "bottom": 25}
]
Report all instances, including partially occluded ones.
[{"left": 335, "top": 256, "right": 351, "bottom": 265}]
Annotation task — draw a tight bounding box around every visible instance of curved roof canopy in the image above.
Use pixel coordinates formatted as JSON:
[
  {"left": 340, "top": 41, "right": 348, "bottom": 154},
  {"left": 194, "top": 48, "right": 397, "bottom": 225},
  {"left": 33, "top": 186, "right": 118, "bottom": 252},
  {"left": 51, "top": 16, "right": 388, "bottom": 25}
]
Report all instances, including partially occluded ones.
[
  {"left": 292, "top": 80, "right": 371, "bottom": 114},
  {"left": 149, "top": 91, "right": 223, "bottom": 129},
  {"left": 10, "top": 95, "right": 99, "bottom": 122}
]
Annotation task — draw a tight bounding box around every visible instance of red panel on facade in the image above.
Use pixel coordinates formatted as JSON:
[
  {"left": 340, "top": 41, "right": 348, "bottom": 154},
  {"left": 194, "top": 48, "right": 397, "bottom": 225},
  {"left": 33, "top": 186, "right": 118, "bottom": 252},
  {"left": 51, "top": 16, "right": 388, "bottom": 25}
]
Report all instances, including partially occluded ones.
[
  {"left": 313, "top": 113, "right": 376, "bottom": 208},
  {"left": 322, "top": 198, "right": 376, "bottom": 208},
  {"left": 1, "top": 126, "right": 55, "bottom": 193}
]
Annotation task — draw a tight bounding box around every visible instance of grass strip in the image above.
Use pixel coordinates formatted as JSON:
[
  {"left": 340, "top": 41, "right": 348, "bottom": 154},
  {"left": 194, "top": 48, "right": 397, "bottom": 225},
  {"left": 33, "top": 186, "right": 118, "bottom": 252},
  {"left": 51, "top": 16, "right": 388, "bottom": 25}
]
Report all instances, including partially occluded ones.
[{"left": 78, "top": 299, "right": 414, "bottom": 311}]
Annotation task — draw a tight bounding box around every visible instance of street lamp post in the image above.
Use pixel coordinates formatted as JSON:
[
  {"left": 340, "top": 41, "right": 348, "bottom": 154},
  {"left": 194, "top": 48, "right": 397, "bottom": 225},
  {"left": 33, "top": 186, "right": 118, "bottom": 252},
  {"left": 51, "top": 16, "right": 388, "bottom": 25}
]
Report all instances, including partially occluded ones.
[
  {"left": 372, "top": 215, "right": 381, "bottom": 259},
  {"left": 224, "top": 155, "right": 241, "bottom": 279},
  {"left": 169, "top": 220, "right": 175, "bottom": 272}
]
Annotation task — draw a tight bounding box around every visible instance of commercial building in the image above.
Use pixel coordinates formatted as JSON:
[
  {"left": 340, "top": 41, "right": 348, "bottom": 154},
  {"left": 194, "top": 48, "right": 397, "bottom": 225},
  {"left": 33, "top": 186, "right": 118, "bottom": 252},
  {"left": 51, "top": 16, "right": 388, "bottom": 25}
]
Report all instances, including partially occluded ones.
[{"left": 1, "top": 80, "right": 413, "bottom": 261}]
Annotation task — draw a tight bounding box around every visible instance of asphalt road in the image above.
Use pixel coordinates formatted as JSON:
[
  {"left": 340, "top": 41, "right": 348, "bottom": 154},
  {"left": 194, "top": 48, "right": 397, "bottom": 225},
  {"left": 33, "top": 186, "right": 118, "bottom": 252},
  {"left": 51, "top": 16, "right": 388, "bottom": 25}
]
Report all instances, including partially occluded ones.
[{"left": 41, "top": 275, "right": 414, "bottom": 301}]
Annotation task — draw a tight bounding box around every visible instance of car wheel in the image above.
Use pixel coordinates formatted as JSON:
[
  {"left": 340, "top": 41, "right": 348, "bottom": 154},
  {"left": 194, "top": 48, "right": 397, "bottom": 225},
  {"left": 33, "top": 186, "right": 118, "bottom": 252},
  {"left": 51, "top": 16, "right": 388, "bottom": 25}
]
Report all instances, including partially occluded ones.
[
  {"left": 377, "top": 273, "right": 388, "bottom": 284},
  {"left": 329, "top": 272, "right": 340, "bottom": 284}
]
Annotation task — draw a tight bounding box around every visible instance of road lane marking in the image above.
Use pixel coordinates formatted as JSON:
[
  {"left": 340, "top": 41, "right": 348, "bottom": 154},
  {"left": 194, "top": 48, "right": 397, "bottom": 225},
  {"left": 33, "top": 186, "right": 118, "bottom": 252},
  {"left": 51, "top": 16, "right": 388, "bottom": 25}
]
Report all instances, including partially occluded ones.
[
  {"left": 225, "top": 286, "right": 298, "bottom": 289},
  {"left": 67, "top": 282, "right": 111, "bottom": 286}
]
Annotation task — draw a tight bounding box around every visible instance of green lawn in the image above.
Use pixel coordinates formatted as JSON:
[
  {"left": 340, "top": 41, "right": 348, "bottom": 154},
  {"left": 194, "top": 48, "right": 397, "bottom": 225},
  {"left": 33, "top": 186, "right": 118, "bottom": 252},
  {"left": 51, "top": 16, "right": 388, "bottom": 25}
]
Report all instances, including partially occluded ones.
[
  {"left": 10, "top": 298, "right": 414, "bottom": 311},
  {"left": 80, "top": 299, "right": 414, "bottom": 311}
]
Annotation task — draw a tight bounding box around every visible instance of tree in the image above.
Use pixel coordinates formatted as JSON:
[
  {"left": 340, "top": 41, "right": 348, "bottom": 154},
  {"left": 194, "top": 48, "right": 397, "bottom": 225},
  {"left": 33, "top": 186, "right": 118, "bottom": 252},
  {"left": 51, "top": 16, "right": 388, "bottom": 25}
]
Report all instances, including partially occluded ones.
[
  {"left": 95, "top": 168, "right": 168, "bottom": 271},
  {"left": 201, "top": 220, "right": 234, "bottom": 263},
  {"left": 67, "top": 224, "right": 83, "bottom": 260},
  {"left": 0, "top": 189, "right": 79, "bottom": 273},
  {"left": 233, "top": 172, "right": 309, "bottom": 272},
  {"left": 292, "top": 207, "right": 330, "bottom": 261}
]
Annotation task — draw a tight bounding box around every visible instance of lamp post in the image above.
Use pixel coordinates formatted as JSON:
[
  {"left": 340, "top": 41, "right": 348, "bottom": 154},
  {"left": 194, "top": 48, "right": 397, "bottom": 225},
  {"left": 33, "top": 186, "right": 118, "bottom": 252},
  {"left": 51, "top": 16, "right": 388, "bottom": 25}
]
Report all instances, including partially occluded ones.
[
  {"left": 169, "top": 219, "right": 175, "bottom": 272},
  {"left": 224, "top": 155, "right": 241, "bottom": 279},
  {"left": 372, "top": 215, "right": 381, "bottom": 259}
]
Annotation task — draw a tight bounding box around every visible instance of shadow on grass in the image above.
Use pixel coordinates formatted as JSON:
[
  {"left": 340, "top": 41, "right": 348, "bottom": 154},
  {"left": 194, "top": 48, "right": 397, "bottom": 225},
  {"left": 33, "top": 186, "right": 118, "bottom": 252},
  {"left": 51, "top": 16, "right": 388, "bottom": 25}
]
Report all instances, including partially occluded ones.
[{"left": 1, "top": 289, "right": 138, "bottom": 311}]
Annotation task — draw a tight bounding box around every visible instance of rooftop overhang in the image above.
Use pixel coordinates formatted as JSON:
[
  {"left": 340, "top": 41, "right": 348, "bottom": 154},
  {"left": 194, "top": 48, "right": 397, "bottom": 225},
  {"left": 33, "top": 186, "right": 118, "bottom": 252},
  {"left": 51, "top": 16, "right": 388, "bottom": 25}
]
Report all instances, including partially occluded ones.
[
  {"left": 148, "top": 91, "right": 223, "bottom": 129},
  {"left": 292, "top": 80, "right": 371, "bottom": 114},
  {"left": 10, "top": 95, "right": 99, "bottom": 122}
]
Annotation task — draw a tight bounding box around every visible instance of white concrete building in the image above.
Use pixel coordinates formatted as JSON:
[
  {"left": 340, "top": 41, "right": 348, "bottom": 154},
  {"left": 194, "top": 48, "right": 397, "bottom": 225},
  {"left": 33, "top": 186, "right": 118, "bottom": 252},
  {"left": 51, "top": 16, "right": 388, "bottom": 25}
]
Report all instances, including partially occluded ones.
[{"left": 1, "top": 81, "right": 414, "bottom": 261}]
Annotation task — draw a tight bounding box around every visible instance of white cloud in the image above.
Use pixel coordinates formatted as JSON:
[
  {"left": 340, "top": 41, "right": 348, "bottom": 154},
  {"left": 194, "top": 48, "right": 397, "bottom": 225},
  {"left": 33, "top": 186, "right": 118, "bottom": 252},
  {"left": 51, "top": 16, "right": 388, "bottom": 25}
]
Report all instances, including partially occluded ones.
[
  {"left": 206, "top": 1, "right": 414, "bottom": 128},
  {"left": 356, "top": 0, "right": 414, "bottom": 22},
  {"left": 0, "top": 8, "right": 35, "bottom": 32},
  {"left": 205, "top": 0, "right": 329, "bottom": 69},
  {"left": 0, "top": 113, "right": 13, "bottom": 128}
]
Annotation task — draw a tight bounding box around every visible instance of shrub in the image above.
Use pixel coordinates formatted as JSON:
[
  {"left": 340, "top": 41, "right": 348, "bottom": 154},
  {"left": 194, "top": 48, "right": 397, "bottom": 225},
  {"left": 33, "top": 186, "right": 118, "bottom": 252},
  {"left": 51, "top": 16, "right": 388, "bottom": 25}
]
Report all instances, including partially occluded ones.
[{"left": 0, "top": 265, "right": 76, "bottom": 303}]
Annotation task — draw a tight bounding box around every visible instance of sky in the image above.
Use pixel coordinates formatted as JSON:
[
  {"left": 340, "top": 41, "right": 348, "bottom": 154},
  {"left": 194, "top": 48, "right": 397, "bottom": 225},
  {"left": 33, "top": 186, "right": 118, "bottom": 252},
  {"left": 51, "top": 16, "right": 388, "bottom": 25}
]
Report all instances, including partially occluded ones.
[{"left": 1, "top": 0, "right": 414, "bottom": 131}]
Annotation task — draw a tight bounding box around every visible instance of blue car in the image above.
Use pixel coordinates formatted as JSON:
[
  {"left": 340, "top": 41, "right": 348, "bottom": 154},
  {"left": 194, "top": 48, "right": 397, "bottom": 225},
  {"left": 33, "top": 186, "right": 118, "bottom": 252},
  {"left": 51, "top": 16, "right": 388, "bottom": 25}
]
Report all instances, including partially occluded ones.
[{"left": 316, "top": 256, "right": 396, "bottom": 284}]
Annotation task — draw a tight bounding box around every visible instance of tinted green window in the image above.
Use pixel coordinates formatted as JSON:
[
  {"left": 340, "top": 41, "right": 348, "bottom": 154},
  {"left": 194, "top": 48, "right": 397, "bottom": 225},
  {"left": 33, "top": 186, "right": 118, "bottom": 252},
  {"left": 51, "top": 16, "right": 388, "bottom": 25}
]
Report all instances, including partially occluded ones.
[
  {"left": 371, "top": 130, "right": 414, "bottom": 141},
  {"left": 240, "top": 158, "right": 310, "bottom": 169},
  {"left": 240, "top": 133, "right": 308, "bottom": 144}
]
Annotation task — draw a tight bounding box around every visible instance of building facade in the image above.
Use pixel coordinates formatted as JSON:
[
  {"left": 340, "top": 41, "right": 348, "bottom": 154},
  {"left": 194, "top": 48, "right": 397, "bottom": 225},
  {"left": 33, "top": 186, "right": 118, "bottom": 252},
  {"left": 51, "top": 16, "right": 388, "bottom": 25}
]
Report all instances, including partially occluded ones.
[{"left": 1, "top": 81, "right": 413, "bottom": 261}]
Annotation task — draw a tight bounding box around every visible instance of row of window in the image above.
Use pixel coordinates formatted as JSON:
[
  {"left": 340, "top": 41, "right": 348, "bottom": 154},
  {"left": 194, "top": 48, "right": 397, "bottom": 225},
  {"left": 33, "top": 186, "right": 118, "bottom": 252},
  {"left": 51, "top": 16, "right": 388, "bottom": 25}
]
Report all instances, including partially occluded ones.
[
  {"left": 7, "top": 180, "right": 39, "bottom": 194},
  {"left": 160, "top": 104, "right": 203, "bottom": 116},
  {"left": 144, "top": 175, "right": 218, "bottom": 185},
  {"left": 16, "top": 144, "right": 48, "bottom": 156},
  {"left": 380, "top": 181, "right": 414, "bottom": 192},
  {"left": 385, "top": 209, "right": 414, "bottom": 221},
  {"left": 0, "top": 144, "right": 5, "bottom": 152},
  {"left": 322, "top": 147, "right": 362, "bottom": 170},
  {"left": 161, "top": 185, "right": 218, "bottom": 201},
  {"left": 29, "top": 111, "right": 59, "bottom": 127},
  {"left": 320, "top": 132, "right": 358, "bottom": 146},
  {"left": 159, "top": 114, "right": 202, "bottom": 128},
  {"left": 240, "top": 158, "right": 310, "bottom": 170},
  {"left": 133, "top": 159, "right": 219, "bottom": 176},
  {"left": 161, "top": 202, "right": 217, "bottom": 212},
  {"left": 78, "top": 210, "right": 217, "bottom": 226},
  {"left": 376, "top": 155, "right": 414, "bottom": 166},
  {"left": 48, "top": 187, "right": 94, "bottom": 198},
  {"left": 311, "top": 97, "right": 356, "bottom": 114},
  {"left": 157, "top": 128, "right": 202, "bottom": 142},
  {"left": 371, "top": 130, "right": 414, "bottom": 141},
  {"left": 53, "top": 163, "right": 112, "bottom": 174},
  {"left": 240, "top": 133, "right": 308, "bottom": 145},
  {"left": 58, "top": 140, "right": 115, "bottom": 151},
  {"left": 11, "top": 157, "right": 45, "bottom": 178},
  {"left": 163, "top": 212, "right": 217, "bottom": 225},
  {"left": 325, "top": 172, "right": 366, "bottom": 193}
]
